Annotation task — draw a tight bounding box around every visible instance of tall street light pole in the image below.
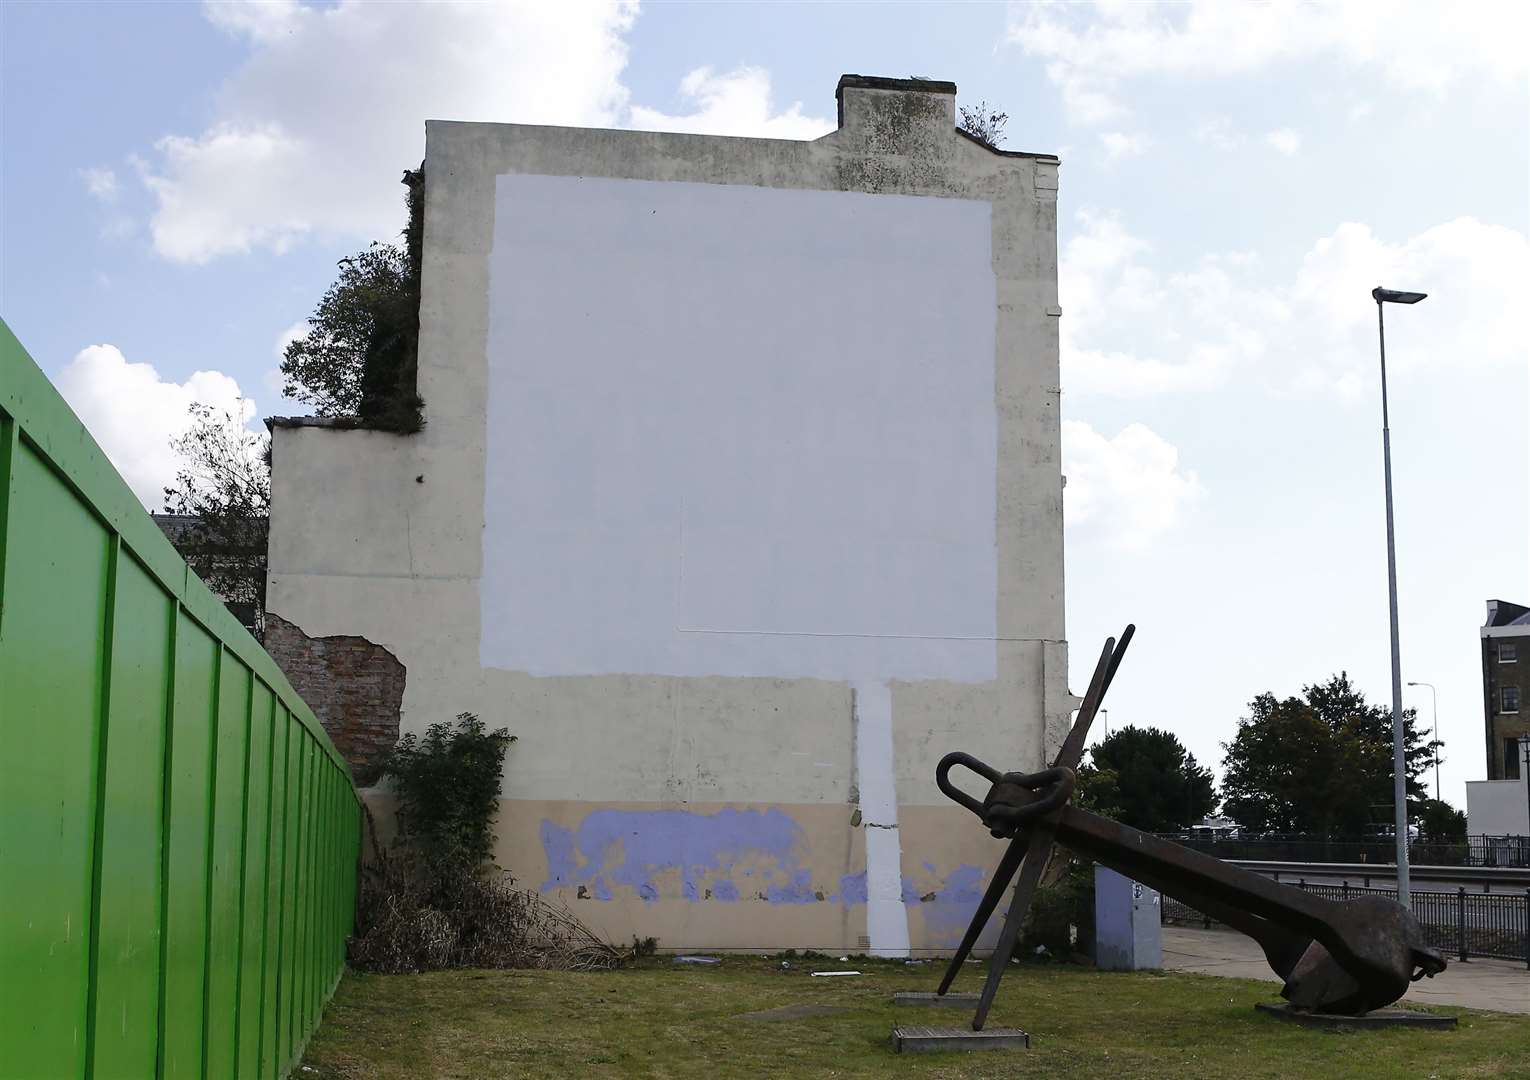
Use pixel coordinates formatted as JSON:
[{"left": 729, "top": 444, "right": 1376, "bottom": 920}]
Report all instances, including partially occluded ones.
[
  {"left": 1407, "top": 681, "right": 1439, "bottom": 801},
  {"left": 1374, "top": 285, "right": 1427, "bottom": 908},
  {"left": 1520, "top": 734, "right": 1530, "bottom": 846}
]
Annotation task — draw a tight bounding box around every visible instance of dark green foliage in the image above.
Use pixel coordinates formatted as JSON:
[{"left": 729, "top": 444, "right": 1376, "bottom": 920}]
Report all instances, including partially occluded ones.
[
  {"left": 1220, "top": 673, "right": 1435, "bottom": 835},
  {"left": 1021, "top": 857, "right": 1093, "bottom": 960},
  {"left": 1417, "top": 798, "right": 1467, "bottom": 842},
  {"left": 162, "top": 403, "right": 270, "bottom": 636},
  {"left": 280, "top": 168, "right": 424, "bottom": 432},
  {"left": 1086, "top": 726, "right": 1218, "bottom": 833},
  {"left": 384, "top": 712, "right": 515, "bottom": 881},
  {"left": 631, "top": 936, "right": 658, "bottom": 959}
]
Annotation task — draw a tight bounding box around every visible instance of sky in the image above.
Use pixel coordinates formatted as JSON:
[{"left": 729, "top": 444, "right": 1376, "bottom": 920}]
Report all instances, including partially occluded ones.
[{"left": 2, "top": 0, "right": 1526, "bottom": 813}]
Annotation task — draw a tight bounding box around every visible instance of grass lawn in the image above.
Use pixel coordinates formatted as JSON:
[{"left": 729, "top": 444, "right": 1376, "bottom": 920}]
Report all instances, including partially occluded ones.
[{"left": 299, "top": 956, "right": 1530, "bottom": 1079}]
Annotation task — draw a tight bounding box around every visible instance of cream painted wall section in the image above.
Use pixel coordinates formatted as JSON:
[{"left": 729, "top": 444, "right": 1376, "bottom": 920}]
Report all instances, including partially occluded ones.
[{"left": 267, "top": 78, "right": 1072, "bottom": 955}]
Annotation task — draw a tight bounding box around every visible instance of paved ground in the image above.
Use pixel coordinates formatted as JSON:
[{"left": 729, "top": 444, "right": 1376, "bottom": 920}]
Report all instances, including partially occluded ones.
[{"left": 1161, "top": 926, "right": 1530, "bottom": 1015}]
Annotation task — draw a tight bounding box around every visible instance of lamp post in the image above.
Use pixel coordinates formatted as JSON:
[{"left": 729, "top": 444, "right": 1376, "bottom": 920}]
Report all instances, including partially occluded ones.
[
  {"left": 1520, "top": 734, "right": 1530, "bottom": 844},
  {"left": 1374, "top": 285, "right": 1426, "bottom": 908},
  {"left": 1407, "top": 680, "right": 1439, "bottom": 801}
]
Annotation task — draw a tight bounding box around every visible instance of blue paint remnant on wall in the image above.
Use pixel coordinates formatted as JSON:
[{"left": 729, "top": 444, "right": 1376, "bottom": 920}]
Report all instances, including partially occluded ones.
[
  {"left": 765, "top": 869, "right": 817, "bottom": 905},
  {"left": 920, "top": 864, "right": 987, "bottom": 946},
  {"left": 540, "top": 807, "right": 808, "bottom": 905},
  {"left": 539, "top": 808, "right": 988, "bottom": 923}
]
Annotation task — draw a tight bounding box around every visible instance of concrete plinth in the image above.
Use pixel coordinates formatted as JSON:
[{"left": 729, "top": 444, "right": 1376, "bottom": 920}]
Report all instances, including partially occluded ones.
[
  {"left": 1254, "top": 1003, "right": 1458, "bottom": 1030},
  {"left": 892, "top": 991, "right": 981, "bottom": 1008},
  {"left": 890, "top": 1025, "right": 1030, "bottom": 1052}
]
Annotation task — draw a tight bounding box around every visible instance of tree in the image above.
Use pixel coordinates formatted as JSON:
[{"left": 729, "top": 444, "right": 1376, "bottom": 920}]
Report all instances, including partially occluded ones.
[
  {"left": 384, "top": 712, "right": 516, "bottom": 883},
  {"left": 958, "top": 101, "right": 1008, "bottom": 148},
  {"left": 279, "top": 168, "right": 424, "bottom": 431},
  {"left": 1085, "top": 725, "right": 1217, "bottom": 833},
  {"left": 1416, "top": 798, "right": 1467, "bottom": 843},
  {"left": 162, "top": 403, "right": 270, "bottom": 636},
  {"left": 1220, "top": 673, "right": 1436, "bottom": 835}
]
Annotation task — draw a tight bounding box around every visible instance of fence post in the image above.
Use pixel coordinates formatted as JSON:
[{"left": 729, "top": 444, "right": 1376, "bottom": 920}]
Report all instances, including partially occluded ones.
[
  {"left": 1342, "top": 880, "right": 1350, "bottom": 902},
  {"left": 1523, "top": 889, "right": 1529, "bottom": 971},
  {"left": 1457, "top": 887, "right": 1467, "bottom": 962}
]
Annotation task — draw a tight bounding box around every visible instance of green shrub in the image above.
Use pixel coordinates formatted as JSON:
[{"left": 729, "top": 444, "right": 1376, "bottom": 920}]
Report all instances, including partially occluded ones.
[{"left": 385, "top": 712, "right": 515, "bottom": 884}]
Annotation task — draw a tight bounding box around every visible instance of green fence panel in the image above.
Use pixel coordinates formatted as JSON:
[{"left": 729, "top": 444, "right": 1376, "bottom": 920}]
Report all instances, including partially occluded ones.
[
  {"left": 0, "top": 322, "right": 360, "bottom": 1080},
  {"left": 0, "top": 435, "right": 110, "bottom": 1080},
  {"left": 205, "top": 657, "right": 251, "bottom": 1077},
  {"left": 260, "top": 707, "right": 290, "bottom": 1080},
  {"left": 89, "top": 552, "right": 173, "bottom": 1079},
  {"left": 163, "top": 618, "right": 217, "bottom": 1080},
  {"left": 237, "top": 683, "right": 274, "bottom": 1080}
]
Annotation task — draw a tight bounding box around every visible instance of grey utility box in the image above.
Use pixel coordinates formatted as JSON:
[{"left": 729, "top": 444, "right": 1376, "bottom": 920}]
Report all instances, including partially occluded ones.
[{"left": 1093, "top": 866, "right": 1162, "bottom": 971}]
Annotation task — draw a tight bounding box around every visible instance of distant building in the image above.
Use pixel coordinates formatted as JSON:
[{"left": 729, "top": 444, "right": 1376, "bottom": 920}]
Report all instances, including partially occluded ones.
[
  {"left": 1480, "top": 599, "right": 1528, "bottom": 780},
  {"left": 152, "top": 513, "right": 261, "bottom": 634}
]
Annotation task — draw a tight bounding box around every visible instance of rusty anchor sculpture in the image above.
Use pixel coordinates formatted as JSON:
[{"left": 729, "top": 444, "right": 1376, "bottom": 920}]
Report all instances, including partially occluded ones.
[{"left": 934, "top": 626, "right": 1446, "bottom": 1031}]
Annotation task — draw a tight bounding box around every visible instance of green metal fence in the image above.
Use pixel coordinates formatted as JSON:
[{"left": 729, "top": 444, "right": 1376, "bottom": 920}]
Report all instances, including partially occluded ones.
[{"left": 0, "top": 321, "right": 361, "bottom": 1079}]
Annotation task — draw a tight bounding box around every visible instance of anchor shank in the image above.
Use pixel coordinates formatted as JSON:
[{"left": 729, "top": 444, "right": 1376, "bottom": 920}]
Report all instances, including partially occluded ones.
[{"left": 1053, "top": 806, "right": 1336, "bottom": 937}]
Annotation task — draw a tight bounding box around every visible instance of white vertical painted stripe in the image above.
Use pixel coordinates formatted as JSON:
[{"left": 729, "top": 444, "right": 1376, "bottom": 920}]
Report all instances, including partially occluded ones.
[{"left": 853, "top": 679, "right": 910, "bottom": 957}]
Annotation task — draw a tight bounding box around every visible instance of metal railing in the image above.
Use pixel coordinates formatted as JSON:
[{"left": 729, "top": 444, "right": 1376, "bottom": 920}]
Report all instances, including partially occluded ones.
[
  {"left": 1158, "top": 832, "right": 1530, "bottom": 869},
  {"left": 1162, "top": 880, "right": 1530, "bottom": 966},
  {"left": 0, "top": 322, "right": 361, "bottom": 1079}
]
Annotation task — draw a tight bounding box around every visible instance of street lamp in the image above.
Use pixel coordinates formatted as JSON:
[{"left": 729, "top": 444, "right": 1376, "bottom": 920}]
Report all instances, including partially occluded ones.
[
  {"left": 1374, "top": 285, "right": 1426, "bottom": 908},
  {"left": 1407, "top": 681, "right": 1439, "bottom": 801},
  {"left": 1520, "top": 734, "right": 1530, "bottom": 847}
]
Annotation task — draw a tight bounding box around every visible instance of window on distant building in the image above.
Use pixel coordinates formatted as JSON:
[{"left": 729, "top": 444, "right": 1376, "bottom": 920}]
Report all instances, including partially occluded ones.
[
  {"left": 1500, "top": 642, "right": 1518, "bottom": 663},
  {"left": 1503, "top": 686, "right": 1521, "bottom": 713},
  {"left": 1508, "top": 737, "right": 1523, "bottom": 780}
]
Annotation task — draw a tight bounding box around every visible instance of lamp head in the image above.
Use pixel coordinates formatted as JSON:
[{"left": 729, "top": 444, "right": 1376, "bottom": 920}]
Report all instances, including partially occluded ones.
[{"left": 1373, "top": 287, "right": 1427, "bottom": 305}]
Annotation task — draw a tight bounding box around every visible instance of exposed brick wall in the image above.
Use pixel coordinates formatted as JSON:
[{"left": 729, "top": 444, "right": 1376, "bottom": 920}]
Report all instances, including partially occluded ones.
[{"left": 265, "top": 612, "right": 405, "bottom": 786}]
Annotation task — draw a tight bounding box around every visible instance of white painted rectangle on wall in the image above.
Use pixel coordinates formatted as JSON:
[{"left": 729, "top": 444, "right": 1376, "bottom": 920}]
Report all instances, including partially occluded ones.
[{"left": 481, "top": 174, "right": 997, "bottom": 685}]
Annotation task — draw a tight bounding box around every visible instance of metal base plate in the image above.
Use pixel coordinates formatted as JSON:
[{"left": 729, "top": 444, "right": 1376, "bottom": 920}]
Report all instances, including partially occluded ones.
[
  {"left": 891, "top": 1025, "right": 1030, "bottom": 1052},
  {"left": 1254, "top": 1003, "right": 1458, "bottom": 1030},
  {"left": 893, "top": 991, "right": 982, "bottom": 1008}
]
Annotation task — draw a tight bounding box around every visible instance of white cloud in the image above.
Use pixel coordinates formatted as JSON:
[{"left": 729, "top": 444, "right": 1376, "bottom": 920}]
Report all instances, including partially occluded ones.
[
  {"left": 264, "top": 320, "right": 311, "bottom": 410},
  {"left": 141, "top": 1, "right": 637, "bottom": 262},
  {"left": 274, "top": 319, "right": 309, "bottom": 358},
  {"left": 1286, "top": 218, "right": 1530, "bottom": 391},
  {"left": 1060, "top": 211, "right": 1529, "bottom": 397},
  {"left": 80, "top": 167, "right": 119, "bottom": 202},
  {"left": 1265, "top": 128, "right": 1301, "bottom": 155},
  {"left": 1099, "top": 131, "right": 1150, "bottom": 160},
  {"left": 54, "top": 344, "right": 258, "bottom": 508},
  {"left": 629, "top": 66, "right": 833, "bottom": 140},
  {"left": 1062, "top": 420, "right": 1204, "bottom": 550},
  {"left": 1348, "top": 101, "right": 1374, "bottom": 122},
  {"left": 1008, "top": 0, "right": 1530, "bottom": 125}
]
